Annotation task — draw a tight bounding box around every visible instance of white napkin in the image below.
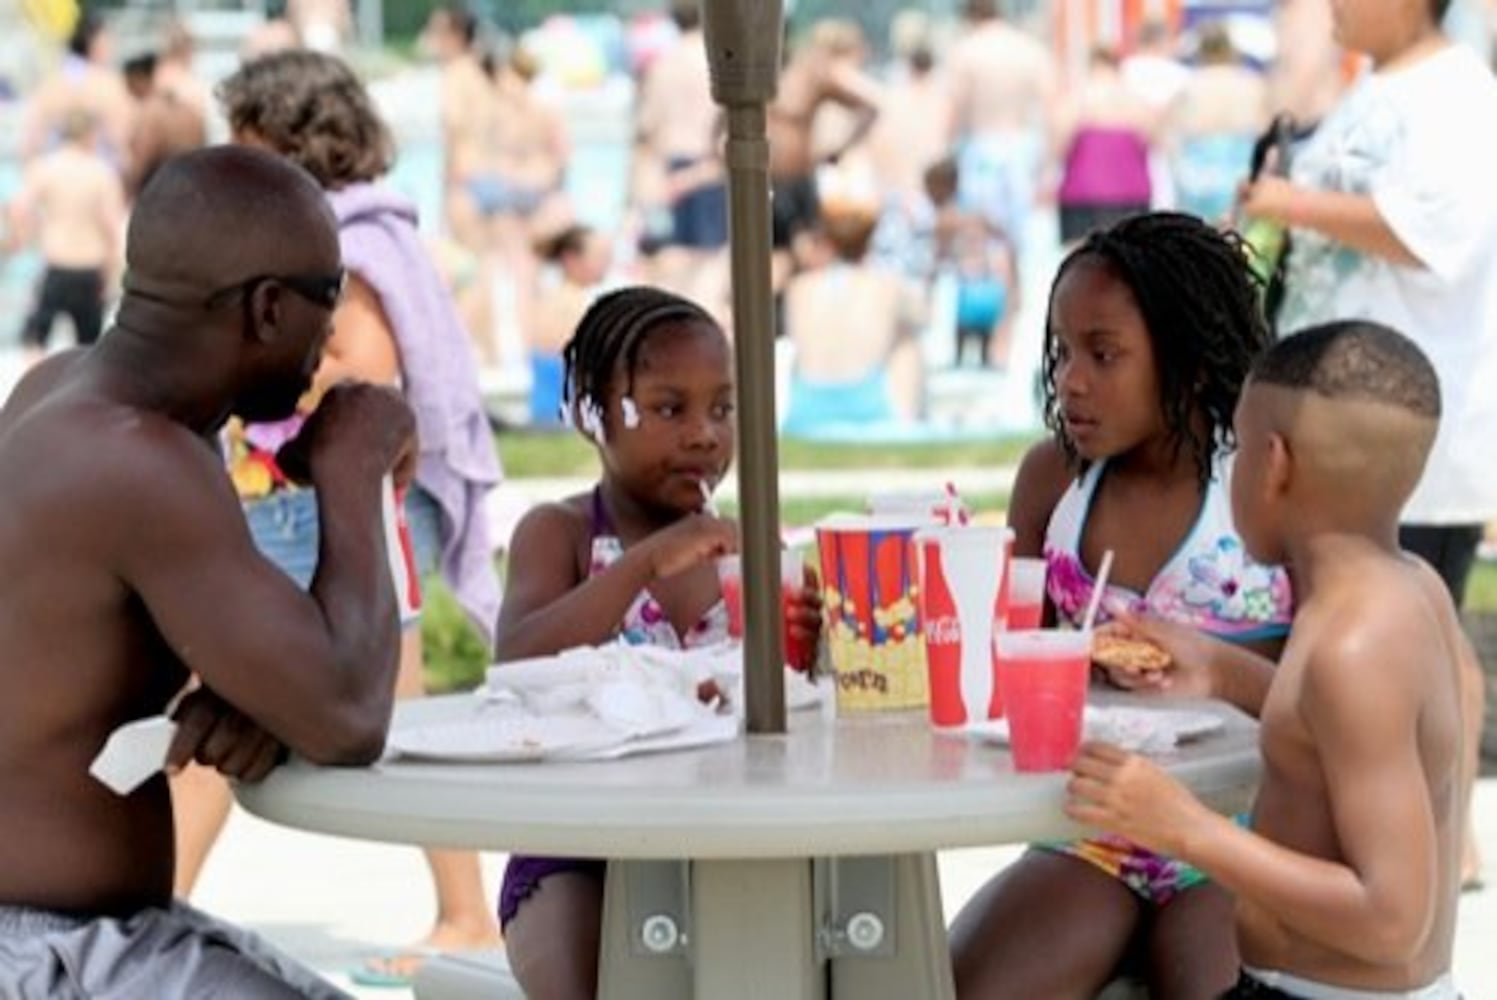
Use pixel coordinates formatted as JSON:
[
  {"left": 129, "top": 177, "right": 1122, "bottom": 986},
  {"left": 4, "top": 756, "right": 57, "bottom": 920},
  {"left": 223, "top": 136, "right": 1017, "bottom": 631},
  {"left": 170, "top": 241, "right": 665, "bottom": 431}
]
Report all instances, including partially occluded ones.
[
  {"left": 1085, "top": 706, "right": 1222, "bottom": 753},
  {"left": 90, "top": 715, "right": 178, "bottom": 795},
  {"left": 710, "top": 657, "right": 824, "bottom": 714},
  {"left": 441, "top": 642, "right": 830, "bottom": 766},
  {"left": 586, "top": 679, "right": 703, "bottom": 738},
  {"left": 486, "top": 643, "right": 714, "bottom": 711},
  {"left": 486, "top": 642, "right": 826, "bottom": 716}
]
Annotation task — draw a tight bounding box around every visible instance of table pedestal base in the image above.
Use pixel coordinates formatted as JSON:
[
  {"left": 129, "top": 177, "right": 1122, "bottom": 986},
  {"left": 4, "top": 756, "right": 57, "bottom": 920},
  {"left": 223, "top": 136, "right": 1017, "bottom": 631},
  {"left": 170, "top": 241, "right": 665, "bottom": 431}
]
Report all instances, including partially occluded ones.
[{"left": 598, "top": 854, "right": 956, "bottom": 1000}]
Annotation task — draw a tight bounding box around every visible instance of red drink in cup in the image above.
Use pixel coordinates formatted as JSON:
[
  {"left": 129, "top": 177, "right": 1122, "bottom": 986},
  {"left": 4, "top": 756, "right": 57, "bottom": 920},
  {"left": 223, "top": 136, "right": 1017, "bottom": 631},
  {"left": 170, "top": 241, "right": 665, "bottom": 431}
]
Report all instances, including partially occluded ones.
[
  {"left": 1007, "top": 603, "right": 1044, "bottom": 630},
  {"left": 717, "top": 556, "right": 744, "bottom": 639},
  {"left": 994, "top": 629, "right": 1091, "bottom": 772},
  {"left": 720, "top": 552, "right": 816, "bottom": 670},
  {"left": 780, "top": 550, "right": 814, "bottom": 671},
  {"left": 1005, "top": 557, "right": 1047, "bottom": 630}
]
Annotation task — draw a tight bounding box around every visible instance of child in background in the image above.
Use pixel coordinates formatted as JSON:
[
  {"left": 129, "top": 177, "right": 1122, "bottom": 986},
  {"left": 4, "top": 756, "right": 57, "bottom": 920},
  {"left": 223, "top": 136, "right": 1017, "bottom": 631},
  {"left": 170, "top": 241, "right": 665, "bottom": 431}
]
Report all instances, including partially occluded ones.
[
  {"left": 1070, "top": 322, "right": 1473, "bottom": 999},
  {"left": 493, "top": 286, "right": 823, "bottom": 999},
  {"left": 924, "top": 155, "right": 1020, "bottom": 370},
  {"left": 528, "top": 224, "right": 613, "bottom": 427},
  {"left": 949, "top": 212, "right": 1292, "bottom": 999}
]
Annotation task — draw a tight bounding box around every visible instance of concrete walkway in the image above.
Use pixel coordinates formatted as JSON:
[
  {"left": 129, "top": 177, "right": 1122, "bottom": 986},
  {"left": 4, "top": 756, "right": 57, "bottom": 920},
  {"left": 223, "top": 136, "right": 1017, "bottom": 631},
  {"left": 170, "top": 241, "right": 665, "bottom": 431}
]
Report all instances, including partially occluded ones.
[{"left": 196, "top": 775, "right": 1497, "bottom": 999}]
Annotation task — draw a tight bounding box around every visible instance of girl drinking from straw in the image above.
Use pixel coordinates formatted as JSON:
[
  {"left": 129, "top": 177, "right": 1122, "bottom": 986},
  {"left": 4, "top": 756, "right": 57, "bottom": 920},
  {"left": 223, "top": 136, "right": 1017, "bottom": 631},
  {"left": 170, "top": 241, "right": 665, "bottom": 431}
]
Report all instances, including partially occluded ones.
[
  {"left": 493, "top": 286, "right": 822, "bottom": 999},
  {"left": 950, "top": 212, "right": 1293, "bottom": 999}
]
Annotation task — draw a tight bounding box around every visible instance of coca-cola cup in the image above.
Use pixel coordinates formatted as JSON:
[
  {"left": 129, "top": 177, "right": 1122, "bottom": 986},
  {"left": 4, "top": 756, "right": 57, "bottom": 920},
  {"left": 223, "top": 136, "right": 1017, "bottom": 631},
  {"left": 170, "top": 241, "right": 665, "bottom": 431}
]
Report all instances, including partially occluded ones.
[{"left": 914, "top": 525, "right": 1012, "bottom": 727}]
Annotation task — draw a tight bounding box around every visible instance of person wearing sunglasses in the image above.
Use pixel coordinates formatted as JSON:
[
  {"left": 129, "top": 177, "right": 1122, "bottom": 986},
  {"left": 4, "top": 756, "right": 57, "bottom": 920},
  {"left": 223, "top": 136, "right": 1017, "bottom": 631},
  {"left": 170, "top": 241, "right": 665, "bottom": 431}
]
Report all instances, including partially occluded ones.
[
  {"left": 0, "top": 145, "right": 416, "bottom": 999},
  {"left": 163, "top": 49, "right": 506, "bottom": 987}
]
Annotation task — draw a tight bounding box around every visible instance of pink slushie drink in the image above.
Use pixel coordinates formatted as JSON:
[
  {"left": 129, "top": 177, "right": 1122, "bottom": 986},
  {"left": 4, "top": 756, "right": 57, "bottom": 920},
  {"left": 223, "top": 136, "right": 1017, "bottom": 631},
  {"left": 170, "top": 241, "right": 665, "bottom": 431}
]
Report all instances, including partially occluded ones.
[
  {"left": 717, "top": 556, "right": 744, "bottom": 639},
  {"left": 994, "top": 629, "right": 1091, "bottom": 772}
]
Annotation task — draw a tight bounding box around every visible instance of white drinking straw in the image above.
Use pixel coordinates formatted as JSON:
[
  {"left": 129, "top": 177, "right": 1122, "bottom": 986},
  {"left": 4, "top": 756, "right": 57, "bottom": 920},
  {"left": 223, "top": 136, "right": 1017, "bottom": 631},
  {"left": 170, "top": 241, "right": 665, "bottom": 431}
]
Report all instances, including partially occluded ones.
[
  {"left": 1080, "top": 549, "right": 1115, "bottom": 633},
  {"left": 698, "top": 478, "right": 718, "bottom": 516}
]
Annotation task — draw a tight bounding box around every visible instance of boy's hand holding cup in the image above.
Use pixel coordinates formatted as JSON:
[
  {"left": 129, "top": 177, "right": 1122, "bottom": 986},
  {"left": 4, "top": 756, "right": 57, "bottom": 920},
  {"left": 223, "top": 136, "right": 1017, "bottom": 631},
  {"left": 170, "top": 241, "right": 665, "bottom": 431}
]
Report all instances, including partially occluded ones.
[{"left": 1065, "top": 741, "right": 1210, "bottom": 857}]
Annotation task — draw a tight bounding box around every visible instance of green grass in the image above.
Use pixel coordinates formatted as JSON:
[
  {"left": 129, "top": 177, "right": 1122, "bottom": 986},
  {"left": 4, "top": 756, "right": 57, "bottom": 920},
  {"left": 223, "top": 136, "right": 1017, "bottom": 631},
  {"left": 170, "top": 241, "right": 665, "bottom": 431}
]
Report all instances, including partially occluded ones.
[
  {"left": 497, "top": 430, "right": 1035, "bottom": 480},
  {"left": 421, "top": 576, "right": 492, "bottom": 695},
  {"left": 1467, "top": 558, "right": 1497, "bottom": 613}
]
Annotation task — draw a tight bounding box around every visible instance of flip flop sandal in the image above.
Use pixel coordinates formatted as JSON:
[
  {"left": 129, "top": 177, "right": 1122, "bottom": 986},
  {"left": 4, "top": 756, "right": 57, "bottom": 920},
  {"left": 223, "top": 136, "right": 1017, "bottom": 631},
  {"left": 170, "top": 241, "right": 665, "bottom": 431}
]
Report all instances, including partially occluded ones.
[{"left": 349, "top": 946, "right": 442, "bottom": 989}]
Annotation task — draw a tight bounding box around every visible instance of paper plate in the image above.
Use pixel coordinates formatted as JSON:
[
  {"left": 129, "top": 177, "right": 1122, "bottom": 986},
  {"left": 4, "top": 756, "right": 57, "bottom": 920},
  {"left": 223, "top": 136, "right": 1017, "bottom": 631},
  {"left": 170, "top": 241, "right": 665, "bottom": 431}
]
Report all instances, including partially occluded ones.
[{"left": 387, "top": 714, "right": 620, "bottom": 763}]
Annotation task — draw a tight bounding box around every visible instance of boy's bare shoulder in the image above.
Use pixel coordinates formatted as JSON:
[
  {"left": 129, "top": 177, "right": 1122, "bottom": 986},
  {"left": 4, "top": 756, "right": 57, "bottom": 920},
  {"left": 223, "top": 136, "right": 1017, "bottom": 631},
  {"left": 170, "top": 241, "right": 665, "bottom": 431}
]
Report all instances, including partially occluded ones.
[
  {"left": 1402, "top": 552, "right": 1469, "bottom": 637},
  {"left": 1299, "top": 558, "right": 1445, "bottom": 695}
]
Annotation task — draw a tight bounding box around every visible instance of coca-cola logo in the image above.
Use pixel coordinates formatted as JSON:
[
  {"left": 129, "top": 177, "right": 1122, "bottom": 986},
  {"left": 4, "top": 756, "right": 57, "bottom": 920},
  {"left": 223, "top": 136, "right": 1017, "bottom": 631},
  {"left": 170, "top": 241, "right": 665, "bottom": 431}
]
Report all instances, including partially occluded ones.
[{"left": 924, "top": 615, "right": 960, "bottom": 644}]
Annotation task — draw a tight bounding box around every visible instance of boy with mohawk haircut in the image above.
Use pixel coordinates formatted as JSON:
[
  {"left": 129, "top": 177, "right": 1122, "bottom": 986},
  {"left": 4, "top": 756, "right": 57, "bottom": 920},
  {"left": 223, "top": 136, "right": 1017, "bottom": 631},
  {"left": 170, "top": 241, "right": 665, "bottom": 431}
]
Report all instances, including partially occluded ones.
[{"left": 1069, "top": 320, "right": 1477, "bottom": 999}]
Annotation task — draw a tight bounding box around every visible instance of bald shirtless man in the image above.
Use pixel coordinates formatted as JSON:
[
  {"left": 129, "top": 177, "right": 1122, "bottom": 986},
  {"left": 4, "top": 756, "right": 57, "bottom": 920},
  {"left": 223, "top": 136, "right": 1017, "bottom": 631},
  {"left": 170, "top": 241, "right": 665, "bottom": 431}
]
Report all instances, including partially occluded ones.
[
  {"left": 1071, "top": 322, "right": 1474, "bottom": 999},
  {"left": 0, "top": 147, "right": 414, "bottom": 998},
  {"left": 946, "top": 0, "right": 1058, "bottom": 250}
]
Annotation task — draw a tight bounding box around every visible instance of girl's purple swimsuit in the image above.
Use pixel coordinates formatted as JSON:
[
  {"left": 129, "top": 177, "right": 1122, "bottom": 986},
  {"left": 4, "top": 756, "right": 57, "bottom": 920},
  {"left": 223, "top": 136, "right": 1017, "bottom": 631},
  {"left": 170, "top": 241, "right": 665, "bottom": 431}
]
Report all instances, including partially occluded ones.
[{"left": 498, "top": 489, "right": 729, "bottom": 928}]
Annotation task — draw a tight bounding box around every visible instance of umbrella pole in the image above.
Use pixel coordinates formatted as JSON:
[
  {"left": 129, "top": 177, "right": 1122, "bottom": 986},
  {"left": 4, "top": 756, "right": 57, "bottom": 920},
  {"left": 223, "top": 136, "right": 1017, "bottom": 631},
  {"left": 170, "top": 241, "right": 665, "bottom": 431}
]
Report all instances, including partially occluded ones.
[
  {"left": 699, "top": 0, "right": 787, "bottom": 734},
  {"left": 722, "top": 104, "right": 787, "bottom": 734}
]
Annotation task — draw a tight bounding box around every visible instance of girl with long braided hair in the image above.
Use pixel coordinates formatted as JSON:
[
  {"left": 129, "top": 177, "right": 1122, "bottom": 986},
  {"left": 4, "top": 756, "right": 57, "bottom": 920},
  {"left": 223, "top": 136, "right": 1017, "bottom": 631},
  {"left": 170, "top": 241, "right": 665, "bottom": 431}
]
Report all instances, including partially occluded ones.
[
  {"left": 951, "top": 212, "right": 1293, "bottom": 999},
  {"left": 491, "top": 285, "right": 822, "bottom": 998}
]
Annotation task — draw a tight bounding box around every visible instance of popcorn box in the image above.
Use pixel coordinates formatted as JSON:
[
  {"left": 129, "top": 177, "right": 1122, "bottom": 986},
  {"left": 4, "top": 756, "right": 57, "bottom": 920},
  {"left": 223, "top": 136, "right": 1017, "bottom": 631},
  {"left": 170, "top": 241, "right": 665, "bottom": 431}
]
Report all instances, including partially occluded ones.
[{"left": 815, "top": 515, "right": 935, "bottom": 711}]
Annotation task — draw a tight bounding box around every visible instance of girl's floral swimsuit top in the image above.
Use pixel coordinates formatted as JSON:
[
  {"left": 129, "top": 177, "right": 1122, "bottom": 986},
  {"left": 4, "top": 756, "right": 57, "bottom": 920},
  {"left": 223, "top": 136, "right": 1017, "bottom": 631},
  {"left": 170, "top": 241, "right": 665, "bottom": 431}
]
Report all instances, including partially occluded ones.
[
  {"left": 587, "top": 487, "right": 731, "bottom": 649},
  {"left": 1044, "top": 451, "right": 1292, "bottom": 641}
]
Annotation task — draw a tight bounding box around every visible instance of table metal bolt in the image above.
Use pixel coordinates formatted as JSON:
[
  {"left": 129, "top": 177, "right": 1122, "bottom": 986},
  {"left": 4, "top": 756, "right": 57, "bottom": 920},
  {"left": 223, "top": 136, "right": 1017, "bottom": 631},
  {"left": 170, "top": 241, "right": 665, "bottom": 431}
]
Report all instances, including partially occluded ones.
[
  {"left": 641, "top": 914, "right": 681, "bottom": 954},
  {"left": 845, "top": 912, "right": 885, "bottom": 952}
]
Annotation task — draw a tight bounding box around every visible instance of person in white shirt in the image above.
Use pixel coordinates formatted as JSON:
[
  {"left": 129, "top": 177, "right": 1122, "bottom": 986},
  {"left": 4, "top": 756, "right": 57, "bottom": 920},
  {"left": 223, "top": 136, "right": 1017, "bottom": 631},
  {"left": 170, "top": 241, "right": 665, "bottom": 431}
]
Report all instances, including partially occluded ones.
[{"left": 1239, "top": 0, "right": 1496, "bottom": 890}]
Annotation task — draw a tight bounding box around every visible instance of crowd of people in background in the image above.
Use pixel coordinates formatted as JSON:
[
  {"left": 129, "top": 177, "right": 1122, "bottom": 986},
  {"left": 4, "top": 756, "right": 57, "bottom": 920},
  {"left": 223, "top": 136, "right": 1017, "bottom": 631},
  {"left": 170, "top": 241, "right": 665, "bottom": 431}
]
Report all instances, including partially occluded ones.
[{"left": 6, "top": 0, "right": 1490, "bottom": 439}]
